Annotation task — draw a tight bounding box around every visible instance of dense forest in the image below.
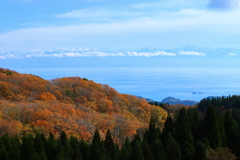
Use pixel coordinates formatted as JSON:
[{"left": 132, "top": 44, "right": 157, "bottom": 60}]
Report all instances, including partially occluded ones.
[
  {"left": 0, "top": 68, "right": 167, "bottom": 142},
  {"left": 1, "top": 68, "right": 240, "bottom": 159},
  {"left": 1, "top": 107, "right": 240, "bottom": 160}
]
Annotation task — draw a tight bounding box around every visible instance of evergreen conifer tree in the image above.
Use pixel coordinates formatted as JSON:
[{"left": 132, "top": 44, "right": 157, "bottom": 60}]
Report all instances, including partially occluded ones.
[
  {"left": 10, "top": 137, "right": 21, "bottom": 160},
  {"left": 121, "top": 137, "right": 132, "bottom": 160},
  {"left": 129, "top": 138, "right": 144, "bottom": 160},
  {"left": 150, "top": 138, "right": 166, "bottom": 160},
  {"left": 161, "top": 114, "right": 175, "bottom": 140},
  {"left": 204, "top": 106, "right": 223, "bottom": 149},
  {"left": 194, "top": 141, "right": 206, "bottom": 160},
  {"left": 224, "top": 110, "right": 240, "bottom": 156},
  {"left": 175, "top": 107, "right": 194, "bottom": 160},
  {"left": 0, "top": 138, "right": 9, "bottom": 160},
  {"left": 34, "top": 133, "right": 47, "bottom": 160},
  {"left": 20, "top": 134, "right": 38, "bottom": 160},
  {"left": 79, "top": 139, "right": 91, "bottom": 160},
  {"left": 46, "top": 132, "right": 58, "bottom": 160},
  {"left": 69, "top": 136, "right": 82, "bottom": 160},
  {"left": 59, "top": 131, "right": 72, "bottom": 160},
  {"left": 188, "top": 108, "right": 203, "bottom": 144},
  {"left": 141, "top": 138, "right": 154, "bottom": 160},
  {"left": 162, "top": 133, "right": 181, "bottom": 160},
  {"left": 105, "top": 129, "right": 118, "bottom": 160}
]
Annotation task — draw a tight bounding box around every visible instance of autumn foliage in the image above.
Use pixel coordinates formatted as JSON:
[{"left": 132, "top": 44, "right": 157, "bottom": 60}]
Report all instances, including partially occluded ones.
[{"left": 0, "top": 68, "right": 167, "bottom": 143}]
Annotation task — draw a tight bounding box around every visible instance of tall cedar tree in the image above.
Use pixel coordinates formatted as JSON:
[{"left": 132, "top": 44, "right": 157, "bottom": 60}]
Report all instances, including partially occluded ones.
[
  {"left": 0, "top": 138, "right": 9, "bottom": 160},
  {"left": 150, "top": 138, "right": 166, "bottom": 160},
  {"left": 10, "top": 137, "right": 21, "bottom": 160},
  {"left": 175, "top": 107, "right": 195, "bottom": 160},
  {"left": 129, "top": 136, "right": 144, "bottom": 160},
  {"left": 34, "top": 133, "right": 47, "bottom": 160},
  {"left": 1, "top": 134, "right": 11, "bottom": 160},
  {"left": 161, "top": 114, "right": 175, "bottom": 140},
  {"left": 79, "top": 139, "right": 91, "bottom": 160},
  {"left": 46, "top": 132, "right": 58, "bottom": 160},
  {"left": 187, "top": 108, "right": 203, "bottom": 144},
  {"left": 59, "top": 131, "right": 71, "bottom": 160},
  {"left": 141, "top": 138, "right": 154, "bottom": 160},
  {"left": 105, "top": 129, "right": 119, "bottom": 160},
  {"left": 20, "top": 134, "right": 39, "bottom": 160},
  {"left": 194, "top": 141, "right": 206, "bottom": 160},
  {"left": 69, "top": 136, "right": 82, "bottom": 160},
  {"left": 121, "top": 137, "right": 132, "bottom": 160},
  {"left": 162, "top": 133, "right": 181, "bottom": 160},
  {"left": 204, "top": 106, "right": 223, "bottom": 149},
  {"left": 90, "top": 129, "right": 105, "bottom": 160},
  {"left": 224, "top": 110, "right": 240, "bottom": 156}
]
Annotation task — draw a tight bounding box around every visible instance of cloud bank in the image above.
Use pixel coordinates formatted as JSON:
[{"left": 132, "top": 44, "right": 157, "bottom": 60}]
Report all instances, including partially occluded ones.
[
  {"left": 228, "top": 53, "right": 237, "bottom": 56},
  {"left": 0, "top": 48, "right": 177, "bottom": 59},
  {"left": 179, "top": 51, "right": 206, "bottom": 56}
]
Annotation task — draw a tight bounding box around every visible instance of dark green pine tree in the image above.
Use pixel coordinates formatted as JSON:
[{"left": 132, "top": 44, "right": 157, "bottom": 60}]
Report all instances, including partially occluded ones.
[
  {"left": 79, "top": 139, "right": 91, "bottom": 160},
  {"left": 141, "top": 138, "right": 154, "bottom": 160},
  {"left": 59, "top": 131, "right": 72, "bottom": 160},
  {"left": 224, "top": 110, "right": 240, "bottom": 156},
  {"left": 145, "top": 116, "right": 166, "bottom": 160},
  {"left": 1, "top": 134, "right": 12, "bottom": 160},
  {"left": 204, "top": 106, "right": 223, "bottom": 149},
  {"left": 34, "top": 133, "right": 47, "bottom": 160},
  {"left": 217, "top": 110, "right": 227, "bottom": 147},
  {"left": 0, "top": 138, "right": 9, "bottom": 160},
  {"left": 129, "top": 137, "right": 144, "bottom": 160},
  {"left": 90, "top": 129, "right": 104, "bottom": 160},
  {"left": 175, "top": 107, "right": 194, "bottom": 160},
  {"left": 99, "top": 141, "right": 108, "bottom": 160},
  {"left": 20, "top": 134, "right": 39, "bottom": 160},
  {"left": 92, "top": 129, "right": 101, "bottom": 145},
  {"left": 187, "top": 107, "right": 203, "bottom": 144},
  {"left": 104, "top": 129, "right": 119, "bottom": 160},
  {"left": 194, "top": 141, "right": 206, "bottom": 160},
  {"left": 69, "top": 136, "right": 82, "bottom": 160},
  {"left": 10, "top": 137, "right": 21, "bottom": 160},
  {"left": 161, "top": 114, "right": 175, "bottom": 141},
  {"left": 121, "top": 137, "right": 132, "bottom": 160},
  {"left": 232, "top": 108, "right": 240, "bottom": 125},
  {"left": 162, "top": 133, "right": 181, "bottom": 160},
  {"left": 46, "top": 132, "right": 58, "bottom": 160},
  {"left": 90, "top": 141, "right": 104, "bottom": 160},
  {"left": 150, "top": 138, "right": 166, "bottom": 160},
  {"left": 147, "top": 117, "right": 160, "bottom": 144}
]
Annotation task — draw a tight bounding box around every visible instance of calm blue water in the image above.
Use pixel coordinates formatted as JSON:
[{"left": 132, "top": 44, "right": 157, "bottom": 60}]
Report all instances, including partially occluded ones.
[{"left": 15, "top": 67, "right": 240, "bottom": 102}]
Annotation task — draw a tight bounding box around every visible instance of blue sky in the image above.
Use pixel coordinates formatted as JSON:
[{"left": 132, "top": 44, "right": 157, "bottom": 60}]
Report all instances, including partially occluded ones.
[
  {"left": 1, "top": 0, "right": 240, "bottom": 101},
  {"left": 0, "top": 0, "right": 240, "bottom": 53}
]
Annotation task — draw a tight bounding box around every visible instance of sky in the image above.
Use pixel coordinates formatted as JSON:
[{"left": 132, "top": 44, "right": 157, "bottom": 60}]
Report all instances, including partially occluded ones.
[
  {"left": 0, "top": 0, "right": 240, "bottom": 53},
  {"left": 1, "top": 0, "right": 240, "bottom": 101}
]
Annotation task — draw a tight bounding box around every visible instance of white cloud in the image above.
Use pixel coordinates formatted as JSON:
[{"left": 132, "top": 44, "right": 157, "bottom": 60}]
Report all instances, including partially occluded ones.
[
  {"left": 56, "top": 8, "right": 147, "bottom": 21},
  {"left": 228, "top": 53, "right": 237, "bottom": 56},
  {"left": 1, "top": 6, "right": 240, "bottom": 51},
  {"left": 0, "top": 49, "right": 177, "bottom": 58},
  {"left": 179, "top": 51, "right": 206, "bottom": 56},
  {"left": 0, "top": 53, "right": 22, "bottom": 59},
  {"left": 126, "top": 51, "right": 176, "bottom": 57},
  {"left": 56, "top": 8, "right": 110, "bottom": 19}
]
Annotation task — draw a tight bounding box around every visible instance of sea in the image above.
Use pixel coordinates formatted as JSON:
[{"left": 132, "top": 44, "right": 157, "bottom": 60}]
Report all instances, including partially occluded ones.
[{"left": 15, "top": 67, "right": 240, "bottom": 102}]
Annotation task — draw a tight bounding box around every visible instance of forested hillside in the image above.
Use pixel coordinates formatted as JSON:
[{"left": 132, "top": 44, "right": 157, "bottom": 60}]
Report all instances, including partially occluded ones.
[
  {"left": 1, "top": 68, "right": 240, "bottom": 160},
  {"left": 0, "top": 68, "right": 167, "bottom": 143},
  {"left": 198, "top": 95, "right": 240, "bottom": 113},
  {"left": 1, "top": 106, "right": 239, "bottom": 160}
]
